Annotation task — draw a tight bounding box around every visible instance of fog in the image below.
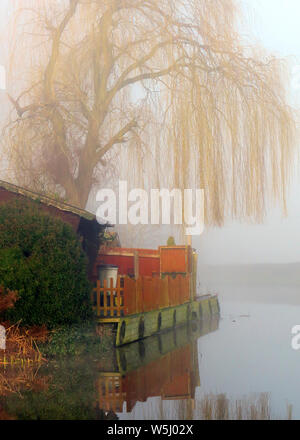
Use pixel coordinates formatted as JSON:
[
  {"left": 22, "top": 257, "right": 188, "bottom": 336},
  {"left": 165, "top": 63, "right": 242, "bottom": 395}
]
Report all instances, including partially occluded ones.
[
  {"left": 0, "top": 0, "right": 299, "bottom": 265},
  {"left": 198, "top": 0, "right": 300, "bottom": 265},
  {"left": 196, "top": 183, "right": 300, "bottom": 265}
]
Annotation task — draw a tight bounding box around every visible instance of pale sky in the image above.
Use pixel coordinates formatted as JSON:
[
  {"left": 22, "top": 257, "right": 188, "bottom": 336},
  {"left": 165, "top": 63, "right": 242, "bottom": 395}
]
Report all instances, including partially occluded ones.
[
  {"left": 0, "top": 1, "right": 299, "bottom": 264},
  {"left": 197, "top": 0, "right": 300, "bottom": 265}
]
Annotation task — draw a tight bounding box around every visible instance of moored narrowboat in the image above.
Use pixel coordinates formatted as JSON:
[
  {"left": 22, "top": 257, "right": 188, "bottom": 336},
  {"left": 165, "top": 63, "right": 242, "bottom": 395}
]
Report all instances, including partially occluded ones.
[{"left": 91, "top": 244, "right": 220, "bottom": 346}]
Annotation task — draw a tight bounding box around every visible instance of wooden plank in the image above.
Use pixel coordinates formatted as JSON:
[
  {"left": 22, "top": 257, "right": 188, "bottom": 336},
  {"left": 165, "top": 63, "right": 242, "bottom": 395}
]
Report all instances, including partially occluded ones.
[
  {"left": 136, "top": 277, "right": 143, "bottom": 314},
  {"left": 99, "top": 372, "right": 122, "bottom": 377},
  {"left": 96, "top": 280, "right": 100, "bottom": 316},
  {"left": 109, "top": 277, "right": 114, "bottom": 316},
  {"left": 159, "top": 245, "right": 191, "bottom": 274},
  {"left": 116, "top": 277, "right": 121, "bottom": 316},
  {"left": 120, "top": 279, "right": 124, "bottom": 311},
  {"left": 124, "top": 276, "right": 137, "bottom": 315},
  {"left": 142, "top": 276, "right": 152, "bottom": 312},
  {"left": 98, "top": 318, "right": 120, "bottom": 323},
  {"left": 134, "top": 250, "right": 139, "bottom": 280},
  {"left": 153, "top": 276, "right": 160, "bottom": 310},
  {"left": 99, "top": 247, "right": 159, "bottom": 257},
  {"left": 159, "top": 276, "right": 169, "bottom": 308},
  {"left": 103, "top": 279, "right": 107, "bottom": 316}
]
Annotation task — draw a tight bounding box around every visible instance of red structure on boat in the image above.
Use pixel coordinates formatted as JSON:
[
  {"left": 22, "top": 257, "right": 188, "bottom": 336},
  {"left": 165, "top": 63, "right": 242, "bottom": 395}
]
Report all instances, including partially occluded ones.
[
  {"left": 91, "top": 240, "right": 219, "bottom": 347},
  {"left": 93, "top": 245, "right": 193, "bottom": 279},
  {"left": 91, "top": 245, "right": 197, "bottom": 319}
]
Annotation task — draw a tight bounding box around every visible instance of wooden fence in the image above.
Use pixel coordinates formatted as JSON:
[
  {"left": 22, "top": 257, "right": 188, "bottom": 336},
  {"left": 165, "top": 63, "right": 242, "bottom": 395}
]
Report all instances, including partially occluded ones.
[
  {"left": 91, "top": 278, "right": 124, "bottom": 318},
  {"left": 91, "top": 274, "right": 191, "bottom": 318},
  {"left": 97, "top": 374, "right": 125, "bottom": 413}
]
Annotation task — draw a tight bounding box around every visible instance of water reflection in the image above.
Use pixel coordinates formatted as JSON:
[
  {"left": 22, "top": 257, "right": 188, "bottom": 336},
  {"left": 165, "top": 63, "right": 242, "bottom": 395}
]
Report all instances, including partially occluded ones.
[
  {"left": 97, "top": 315, "right": 219, "bottom": 415},
  {"left": 0, "top": 316, "right": 219, "bottom": 420},
  {"left": 1, "top": 303, "right": 293, "bottom": 420}
]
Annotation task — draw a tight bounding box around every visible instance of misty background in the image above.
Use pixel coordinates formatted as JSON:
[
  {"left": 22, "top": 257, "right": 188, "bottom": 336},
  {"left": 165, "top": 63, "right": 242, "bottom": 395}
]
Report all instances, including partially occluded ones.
[
  {"left": 0, "top": 1, "right": 299, "bottom": 276},
  {"left": 197, "top": 0, "right": 300, "bottom": 267}
]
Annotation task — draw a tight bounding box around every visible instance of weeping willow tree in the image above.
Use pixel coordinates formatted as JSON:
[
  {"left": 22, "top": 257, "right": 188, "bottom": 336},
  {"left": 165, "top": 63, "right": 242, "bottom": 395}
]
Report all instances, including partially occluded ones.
[{"left": 3, "top": 0, "right": 297, "bottom": 226}]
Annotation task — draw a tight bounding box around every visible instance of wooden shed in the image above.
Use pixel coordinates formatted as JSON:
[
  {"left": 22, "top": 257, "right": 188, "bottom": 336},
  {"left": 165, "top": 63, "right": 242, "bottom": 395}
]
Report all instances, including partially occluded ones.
[{"left": 0, "top": 179, "right": 110, "bottom": 278}]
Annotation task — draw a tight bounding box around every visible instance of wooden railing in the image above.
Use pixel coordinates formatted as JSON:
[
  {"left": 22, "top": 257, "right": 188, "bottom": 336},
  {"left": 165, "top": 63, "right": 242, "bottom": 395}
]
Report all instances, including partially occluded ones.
[
  {"left": 97, "top": 374, "right": 125, "bottom": 413},
  {"left": 91, "top": 278, "right": 124, "bottom": 318},
  {"left": 92, "top": 273, "right": 191, "bottom": 318}
]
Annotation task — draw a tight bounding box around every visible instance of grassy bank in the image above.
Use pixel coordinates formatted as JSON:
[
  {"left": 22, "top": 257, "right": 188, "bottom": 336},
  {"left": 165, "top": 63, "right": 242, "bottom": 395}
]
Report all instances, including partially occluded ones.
[
  {"left": 40, "top": 322, "right": 114, "bottom": 359},
  {"left": 0, "top": 320, "right": 114, "bottom": 364},
  {"left": 0, "top": 321, "right": 116, "bottom": 419}
]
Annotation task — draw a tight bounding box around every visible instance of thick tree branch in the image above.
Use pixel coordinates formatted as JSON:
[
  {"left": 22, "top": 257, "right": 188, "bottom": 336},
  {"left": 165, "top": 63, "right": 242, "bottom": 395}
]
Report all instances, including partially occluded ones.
[
  {"left": 8, "top": 94, "right": 43, "bottom": 117},
  {"left": 97, "top": 119, "right": 137, "bottom": 158},
  {"left": 115, "top": 63, "right": 182, "bottom": 92},
  {"left": 44, "top": 0, "right": 79, "bottom": 101}
]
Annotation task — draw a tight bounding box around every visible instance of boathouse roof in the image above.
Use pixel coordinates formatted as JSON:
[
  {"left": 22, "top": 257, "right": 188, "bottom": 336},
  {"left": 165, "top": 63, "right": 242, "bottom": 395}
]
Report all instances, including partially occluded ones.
[{"left": 0, "top": 179, "right": 102, "bottom": 223}]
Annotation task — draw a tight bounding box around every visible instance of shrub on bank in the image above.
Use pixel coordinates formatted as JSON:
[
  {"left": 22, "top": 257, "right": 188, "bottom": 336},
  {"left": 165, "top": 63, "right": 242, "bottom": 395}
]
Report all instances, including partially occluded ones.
[
  {"left": 41, "top": 323, "right": 113, "bottom": 358},
  {"left": 0, "top": 199, "right": 92, "bottom": 327}
]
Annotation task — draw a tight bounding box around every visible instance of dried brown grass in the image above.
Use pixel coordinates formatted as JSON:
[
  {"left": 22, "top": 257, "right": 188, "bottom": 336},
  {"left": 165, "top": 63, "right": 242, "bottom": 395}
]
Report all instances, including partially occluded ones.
[
  {"left": 197, "top": 392, "right": 273, "bottom": 420},
  {"left": 0, "top": 322, "right": 48, "bottom": 366},
  {"left": 0, "top": 364, "right": 49, "bottom": 397},
  {"left": 0, "top": 287, "right": 18, "bottom": 314},
  {"left": 0, "top": 322, "right": 50, "bottom": 401}
]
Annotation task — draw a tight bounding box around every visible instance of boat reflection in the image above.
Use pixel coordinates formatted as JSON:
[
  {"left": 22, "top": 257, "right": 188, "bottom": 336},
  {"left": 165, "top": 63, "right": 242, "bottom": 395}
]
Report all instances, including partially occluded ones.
[{"left": 97, "top": 315, "right": 220, "bottom": 413}]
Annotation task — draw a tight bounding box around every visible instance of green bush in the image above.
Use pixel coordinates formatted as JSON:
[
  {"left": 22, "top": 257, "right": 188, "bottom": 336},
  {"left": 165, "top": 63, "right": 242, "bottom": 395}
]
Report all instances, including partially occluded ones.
[
  {"left": 0, "top": 199, "right": 93, "bottom": 327},
  {"left": 41, "top": 323, "right": 113, "bottom": 358}
]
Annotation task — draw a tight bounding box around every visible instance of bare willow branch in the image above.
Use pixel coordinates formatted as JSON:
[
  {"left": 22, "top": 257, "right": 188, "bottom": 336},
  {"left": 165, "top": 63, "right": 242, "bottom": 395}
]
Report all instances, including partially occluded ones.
[{"left": 2, "top": 0, "right": 297, "bottom": 226}]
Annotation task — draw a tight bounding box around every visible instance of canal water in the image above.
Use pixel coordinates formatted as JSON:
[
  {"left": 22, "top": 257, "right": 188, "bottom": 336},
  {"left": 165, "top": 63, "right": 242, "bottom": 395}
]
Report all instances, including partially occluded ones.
[
  {"left": 194, "top": 284, "right": 300, "bottom": 420},
  {"left": 116, "top": 283, "right": 300, "bottom": 420},
  {"left": 1, "top": 282, "right": 300, "bottom": 420}
]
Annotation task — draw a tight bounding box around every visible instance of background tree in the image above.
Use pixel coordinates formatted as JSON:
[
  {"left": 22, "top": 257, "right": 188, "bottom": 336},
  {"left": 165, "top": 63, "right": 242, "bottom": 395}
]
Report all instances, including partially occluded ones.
[{"left": 3, "top": 0, "right": 297, "bottom": 225}]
